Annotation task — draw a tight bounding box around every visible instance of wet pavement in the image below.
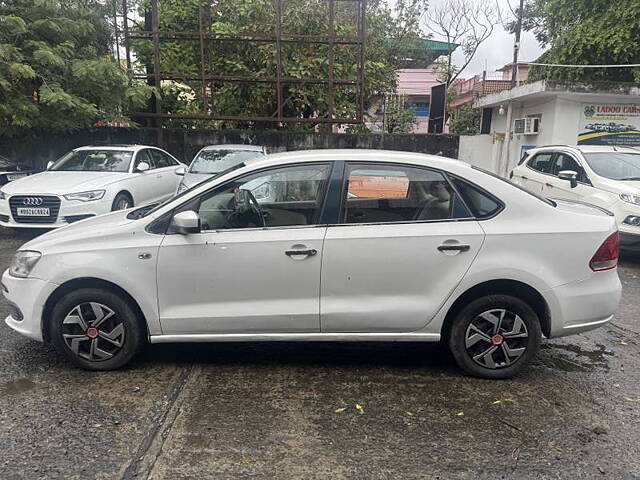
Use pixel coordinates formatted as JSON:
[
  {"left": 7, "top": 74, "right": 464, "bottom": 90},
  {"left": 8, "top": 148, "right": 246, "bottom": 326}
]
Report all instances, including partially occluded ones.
[{"left": 0, "top": 228, "right": 639, "bottom": 479}]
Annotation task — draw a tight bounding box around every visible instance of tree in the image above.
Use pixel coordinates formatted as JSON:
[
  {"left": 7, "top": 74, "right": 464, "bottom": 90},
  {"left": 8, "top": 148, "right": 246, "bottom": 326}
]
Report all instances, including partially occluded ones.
[
  {"left": 129, "top": 0, "right": 426, "bottom": 129},
  {"left": 449, "top": 104, "right": 480, "bottom": 134},
  {"left": 382, "top": 95, "right": 417, "bottom": 134},
  {"left": 0, "top": 0, "right": 156, "bottom": 137},
  {"left": 516, "top": 0, "right": 640, "bottom": 83},
  {"left": 422, "top": 0, "right": 502, "bottom": 86}
]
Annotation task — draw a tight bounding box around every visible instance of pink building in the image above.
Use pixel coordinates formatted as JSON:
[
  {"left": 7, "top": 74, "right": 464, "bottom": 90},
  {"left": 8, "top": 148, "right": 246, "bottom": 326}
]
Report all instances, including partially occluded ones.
[{"left": 396, "top": 68, "right": 441, "bottom": 133}]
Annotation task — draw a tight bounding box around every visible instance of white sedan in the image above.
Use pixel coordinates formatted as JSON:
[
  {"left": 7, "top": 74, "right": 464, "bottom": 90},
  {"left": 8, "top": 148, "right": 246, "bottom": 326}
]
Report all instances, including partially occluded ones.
[
  {"left": 0, "top": 145, "right": 186, "bottom": 229},
  {"left": 3, "top": 150, "right": 622, "bottom": 378}
]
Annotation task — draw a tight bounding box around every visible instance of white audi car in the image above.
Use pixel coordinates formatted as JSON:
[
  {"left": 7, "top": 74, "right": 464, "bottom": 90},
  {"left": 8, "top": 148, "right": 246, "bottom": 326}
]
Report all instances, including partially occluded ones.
[
  {"left": 3, "top": 150, "right": 621, "bottom": 378},
  {"left": 0, "top": 145, "right": 186, "bottom": 229}
]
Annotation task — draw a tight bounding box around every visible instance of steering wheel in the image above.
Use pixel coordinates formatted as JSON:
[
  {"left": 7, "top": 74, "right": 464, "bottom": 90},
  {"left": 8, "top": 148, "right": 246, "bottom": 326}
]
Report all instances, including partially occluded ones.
[{"left": 228, "top": 188, "right": 265, "bottom": 228}]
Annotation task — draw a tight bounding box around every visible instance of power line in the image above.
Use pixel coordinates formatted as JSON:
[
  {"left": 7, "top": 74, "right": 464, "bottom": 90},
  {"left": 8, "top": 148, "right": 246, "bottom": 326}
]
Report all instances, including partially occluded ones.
[{"left": 526, "top": 62, "right": 640, "bottom": 68}]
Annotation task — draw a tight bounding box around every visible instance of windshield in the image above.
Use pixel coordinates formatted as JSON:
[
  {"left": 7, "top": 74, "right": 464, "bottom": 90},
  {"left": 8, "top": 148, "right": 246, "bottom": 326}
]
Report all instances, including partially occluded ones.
[
  {"left": 583, "top": 152, "right": 640, "bottom": 180},
  {"left": 189, "top": 149, "right": 264, "bottom": 174},
  {"left": 51, "top": 150, "right": 133, "bottom": 172}
]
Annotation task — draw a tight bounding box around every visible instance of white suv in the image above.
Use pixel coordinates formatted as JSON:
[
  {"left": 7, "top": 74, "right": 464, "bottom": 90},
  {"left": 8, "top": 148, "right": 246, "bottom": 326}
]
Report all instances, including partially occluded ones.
[
  {"left": 510, "top": 145, "right": 640, "bottom": 252},
  {"left": 0, "top": 145, "right": 186, "bottom": 229}
]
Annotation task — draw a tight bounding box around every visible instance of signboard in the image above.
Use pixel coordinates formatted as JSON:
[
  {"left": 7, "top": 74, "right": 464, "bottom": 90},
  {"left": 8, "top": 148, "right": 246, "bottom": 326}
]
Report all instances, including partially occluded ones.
[{"left": 578, "top": 103, "right": 640, "bottom": 146}]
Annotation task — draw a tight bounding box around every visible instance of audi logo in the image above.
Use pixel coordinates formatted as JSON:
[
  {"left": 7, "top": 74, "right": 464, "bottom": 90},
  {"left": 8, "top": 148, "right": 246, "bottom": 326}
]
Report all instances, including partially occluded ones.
[{"left": 22, "top": 197, "right": 44, "bottom": 206}]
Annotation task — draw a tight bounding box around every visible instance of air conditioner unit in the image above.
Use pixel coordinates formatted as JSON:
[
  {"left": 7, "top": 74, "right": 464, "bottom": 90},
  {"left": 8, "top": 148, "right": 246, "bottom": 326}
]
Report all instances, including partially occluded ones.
[{"left": 513, "top": 117, "right": 540, "bottom": 135}]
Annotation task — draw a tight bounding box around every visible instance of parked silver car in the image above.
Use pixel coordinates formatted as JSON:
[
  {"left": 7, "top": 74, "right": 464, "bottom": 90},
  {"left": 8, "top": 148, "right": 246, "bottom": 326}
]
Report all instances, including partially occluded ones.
[{"left": 177, "top": 144, "right": 267, "bottom": 194}]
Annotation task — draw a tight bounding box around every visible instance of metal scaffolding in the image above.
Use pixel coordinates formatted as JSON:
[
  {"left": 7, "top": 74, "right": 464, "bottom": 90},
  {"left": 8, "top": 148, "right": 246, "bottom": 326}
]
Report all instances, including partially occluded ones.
[{"left": 118, "top": 0, "right": 367, "bottom": 126}]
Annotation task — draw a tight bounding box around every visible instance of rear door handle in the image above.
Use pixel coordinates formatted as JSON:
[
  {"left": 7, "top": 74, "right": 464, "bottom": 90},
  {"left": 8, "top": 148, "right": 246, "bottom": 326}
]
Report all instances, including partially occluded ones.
[
  {"left": 285, "top": 249, "right": 317, "bottom": 258},
  {"left": 437, "top": 244, "right": 470, "bottom": 252},
  {"left": 545, "top": 182, "right": 554, "bottom": 187}
]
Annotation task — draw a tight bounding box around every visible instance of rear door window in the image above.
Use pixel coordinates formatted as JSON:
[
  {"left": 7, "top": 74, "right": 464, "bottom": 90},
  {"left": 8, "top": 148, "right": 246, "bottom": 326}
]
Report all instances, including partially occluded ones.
[{"left": 341, "top": 164, "right": 471, "bottom": 223}]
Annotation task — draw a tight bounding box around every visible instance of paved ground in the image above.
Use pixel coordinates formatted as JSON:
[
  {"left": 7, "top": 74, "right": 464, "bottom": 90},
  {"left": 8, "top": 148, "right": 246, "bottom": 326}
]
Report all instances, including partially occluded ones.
[{"left": 0, "top": 228, "right": 639, "bottom": 480}]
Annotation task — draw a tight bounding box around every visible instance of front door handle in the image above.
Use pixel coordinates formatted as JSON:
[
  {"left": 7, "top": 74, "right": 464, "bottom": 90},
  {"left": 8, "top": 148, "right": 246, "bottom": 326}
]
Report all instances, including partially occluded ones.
[
  {"left": 437, "top": 244, "right": 470, "bottom": 252},
  {"left": 545, "top": 182, "right": 554, "bottom": 188},
  {"left": 285, "top": 248, "right": 317, "bottom": 258}
]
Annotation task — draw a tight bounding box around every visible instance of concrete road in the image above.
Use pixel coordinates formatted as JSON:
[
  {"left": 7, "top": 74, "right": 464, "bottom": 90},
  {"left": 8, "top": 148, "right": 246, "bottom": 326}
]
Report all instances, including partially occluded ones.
[{"left": 0, "top": 228, "right": 639, "bottom": 479}]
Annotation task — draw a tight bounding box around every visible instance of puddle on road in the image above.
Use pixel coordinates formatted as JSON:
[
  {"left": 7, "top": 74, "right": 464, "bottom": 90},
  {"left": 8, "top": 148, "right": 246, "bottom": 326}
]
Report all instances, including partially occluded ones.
[
  {"left": 540, "top": 344, "right": 610, "bottom": 372},
  {"left": 0, "top": 377, "right": 37, "bottom": 396}
]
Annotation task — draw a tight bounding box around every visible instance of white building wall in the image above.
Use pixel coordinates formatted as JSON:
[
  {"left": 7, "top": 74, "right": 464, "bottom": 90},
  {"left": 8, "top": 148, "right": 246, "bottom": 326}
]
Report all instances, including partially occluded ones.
[
  {"left": 458, "top": 135, "right": 496, "bottom": 171},
  {"left": 484, "top": 97, "right": 582, "bottom": 174}
]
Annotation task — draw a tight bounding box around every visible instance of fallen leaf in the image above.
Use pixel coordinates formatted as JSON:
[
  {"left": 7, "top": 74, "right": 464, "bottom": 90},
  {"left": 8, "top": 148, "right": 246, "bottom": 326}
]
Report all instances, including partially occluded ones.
[
  {"left": 405, "top": 411, "right": 415, "bottom": 416},
  {"left": 620, "top": 340, "right": 628, "bottom": 345},
  {"left": 334, "top": 407, "right": 347, "bottom": 413},
  {"left": 355, "top": 403, "right": 364, "bottom": 414},
  {"left": 624, "top": 397, "right": 640, "bottom": 403},
  {"left": 456, "top": 412, "right": 464, "bottom": 417},
  {"left": 491, "top": 400, "right": 502, "bottom": 405}
]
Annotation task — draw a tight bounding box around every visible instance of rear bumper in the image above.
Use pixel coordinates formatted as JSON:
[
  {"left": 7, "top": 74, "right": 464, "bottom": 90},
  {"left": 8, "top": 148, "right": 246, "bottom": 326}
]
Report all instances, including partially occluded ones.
[{"left": 546, "top": 268, "right": 621, "bottom": 338}]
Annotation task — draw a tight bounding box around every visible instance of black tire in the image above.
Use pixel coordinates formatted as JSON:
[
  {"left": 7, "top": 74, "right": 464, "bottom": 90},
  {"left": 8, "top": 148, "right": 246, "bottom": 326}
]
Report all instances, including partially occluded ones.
[
  {"left": 111, "top": 192, "right": 133, "bottom": 211},
  {"left": 448, "top": 294, "right": 541, "bottom": 379},
  {"left": 50, "top": 288, "right": 145, "bottom": 371}
]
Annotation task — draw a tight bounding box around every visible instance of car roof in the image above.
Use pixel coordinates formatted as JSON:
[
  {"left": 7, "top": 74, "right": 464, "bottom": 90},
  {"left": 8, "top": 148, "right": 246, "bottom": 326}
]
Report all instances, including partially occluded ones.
[
  {"left": 524, "top": 145, "right": 640, "bottom": 155},
  {"left": 73, "top": 144, "right": 159, "bottom": 152},
  {"left": 242, "top": 149, "right": 470, "bottom": 171},
  {"left": 200, "top": 144, "right": 265, "bottom": 152}
]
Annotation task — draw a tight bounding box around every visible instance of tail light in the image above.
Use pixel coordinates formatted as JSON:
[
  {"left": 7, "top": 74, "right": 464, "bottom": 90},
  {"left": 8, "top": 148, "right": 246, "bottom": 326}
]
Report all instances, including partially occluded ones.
[{"left": 590, "top": 232, "right": 619, "bottom": 272}]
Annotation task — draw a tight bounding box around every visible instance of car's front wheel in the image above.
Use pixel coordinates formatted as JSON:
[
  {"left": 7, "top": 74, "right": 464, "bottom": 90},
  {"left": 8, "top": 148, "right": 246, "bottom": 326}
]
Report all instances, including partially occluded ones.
[
  {"left": 448, "top": 295, "right": 541, "bottom": 379},
  {"left": 111, "top": 192, "right": 133, "bottom": 211},
  {"left": 49, "top": 288, "right": 145, "bottom": 371}
]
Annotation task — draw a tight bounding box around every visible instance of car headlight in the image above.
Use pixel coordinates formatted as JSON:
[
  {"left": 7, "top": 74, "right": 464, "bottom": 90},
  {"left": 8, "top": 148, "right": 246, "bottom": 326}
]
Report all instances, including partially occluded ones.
[
  {"left": 63, "top": 190, "right": 105, "bottom": 202},
  {"left": 620, "top": 193, "right": 640, "bottom": 206},
  {"left": 9, "top": 250, "right": 41, "bottom": 278},
  {"left": 177, "top": 182, "right": 188, "bottom": 194}
]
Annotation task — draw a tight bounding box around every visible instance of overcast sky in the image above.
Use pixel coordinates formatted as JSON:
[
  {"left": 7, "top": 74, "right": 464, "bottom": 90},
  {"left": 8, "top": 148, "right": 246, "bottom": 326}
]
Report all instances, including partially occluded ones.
[{"left": 415, "top": 0, "right": 545, "bottom": 77}]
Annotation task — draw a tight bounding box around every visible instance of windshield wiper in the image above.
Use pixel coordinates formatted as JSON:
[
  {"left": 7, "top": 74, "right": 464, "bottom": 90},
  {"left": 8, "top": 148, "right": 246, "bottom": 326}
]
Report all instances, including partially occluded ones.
[{"left": 618, "top": 177, "right": 640, "bottom": 181}]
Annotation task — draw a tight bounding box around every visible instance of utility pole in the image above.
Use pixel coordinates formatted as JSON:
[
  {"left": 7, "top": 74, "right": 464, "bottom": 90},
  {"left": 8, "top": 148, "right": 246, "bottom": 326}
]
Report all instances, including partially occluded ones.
[{"left": 500, "top": 0, "right": 525, "bottom": 176}]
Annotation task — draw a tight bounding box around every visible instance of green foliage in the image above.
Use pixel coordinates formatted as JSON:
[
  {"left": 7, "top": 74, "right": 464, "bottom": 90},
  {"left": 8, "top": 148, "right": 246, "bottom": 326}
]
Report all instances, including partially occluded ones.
[
  {"left": 0, "top": 0, "right": 155, "bottom": 136},
  {"left": 449, "top": 105, "right": 480, "bottom": 135},
  {"left": 130, "top": 0, "right": 425, "bottom": 129},
  {"left": 519, "top": 0, "right": 640, "bottom": 82},
  {"left": 383, "top": 95, "right": 417, "bottom": 134}
]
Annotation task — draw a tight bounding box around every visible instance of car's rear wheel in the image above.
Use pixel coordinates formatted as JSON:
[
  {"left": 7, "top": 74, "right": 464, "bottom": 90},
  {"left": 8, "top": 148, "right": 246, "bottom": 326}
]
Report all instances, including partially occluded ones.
[
  {"left": 111, "top": 192, "right": 133, "bottom": 211},
  {"left": 448, "top": 295, "right": 541, "bottom": 379},
  {"left": 49, "top": 288, "right": 145, "bottom": 371}
]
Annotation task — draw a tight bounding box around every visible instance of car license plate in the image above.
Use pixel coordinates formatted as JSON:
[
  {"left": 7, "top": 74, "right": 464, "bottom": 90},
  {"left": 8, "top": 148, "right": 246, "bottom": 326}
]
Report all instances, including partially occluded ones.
[
  {"left": 16, "top": 207, "right": 50, "bottom": 216},
  {"left": 6, "top": 173, "right": 26, "bottom": 181}
]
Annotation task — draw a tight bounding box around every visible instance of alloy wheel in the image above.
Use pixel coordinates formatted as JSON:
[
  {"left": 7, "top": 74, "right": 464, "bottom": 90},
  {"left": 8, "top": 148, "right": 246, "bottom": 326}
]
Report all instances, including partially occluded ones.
[
  {"left": 464, "top": 308, "right": 529, "bottom": 369},
  {"left": 61, "top": 302, "right": 126, "bottom": 361}
]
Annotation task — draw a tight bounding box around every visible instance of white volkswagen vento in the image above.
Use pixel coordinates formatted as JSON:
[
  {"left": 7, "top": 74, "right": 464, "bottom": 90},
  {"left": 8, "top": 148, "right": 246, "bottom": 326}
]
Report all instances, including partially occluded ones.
[
  {"left": 3, "top": 150, "right": 622, "bottom": 378},
  {"left": 0, "top": 145, "right": 186, "bottom": 229}
]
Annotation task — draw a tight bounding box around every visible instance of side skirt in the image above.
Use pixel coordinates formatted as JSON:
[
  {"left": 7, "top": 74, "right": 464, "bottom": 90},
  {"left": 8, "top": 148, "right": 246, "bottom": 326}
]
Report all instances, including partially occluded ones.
[{"left": 149, "top": 332, "right": 441, "bottom": 344}]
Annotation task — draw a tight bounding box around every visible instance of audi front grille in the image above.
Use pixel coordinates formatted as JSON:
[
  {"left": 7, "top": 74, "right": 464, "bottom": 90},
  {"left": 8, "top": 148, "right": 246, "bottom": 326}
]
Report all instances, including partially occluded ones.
[{"left": 9, "top": 195, "right": 61, "bottom": 224}]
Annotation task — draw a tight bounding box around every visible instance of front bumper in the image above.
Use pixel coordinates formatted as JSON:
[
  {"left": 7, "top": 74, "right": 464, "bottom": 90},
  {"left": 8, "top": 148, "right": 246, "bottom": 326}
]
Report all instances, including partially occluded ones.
[
  {"left": 546, "top": 268, "right": 622, "bottom": 338},
  {"left": 0, "top": 194, "right": 111, "bottom": 229},
  {"left": 2, "top": 269, "right": 58, "bottom": 342}
]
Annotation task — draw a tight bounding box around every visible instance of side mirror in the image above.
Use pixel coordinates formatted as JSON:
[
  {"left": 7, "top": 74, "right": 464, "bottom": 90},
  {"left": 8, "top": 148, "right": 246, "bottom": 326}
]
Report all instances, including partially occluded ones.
[
  {"left": 558, "top": 170, "right": 578, "bottom": 188},
  {"left": 170, "top": 210, "right": 201, "bottom": 234},
  {"left": 175, "top": 165, "right": 187, "bottom": 176},
  {"left": 46, "top": 160, "right": 55, "bottom": 170},
  {"left": 136, "top": 161, "right": 150, "bottom": 173}
]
